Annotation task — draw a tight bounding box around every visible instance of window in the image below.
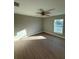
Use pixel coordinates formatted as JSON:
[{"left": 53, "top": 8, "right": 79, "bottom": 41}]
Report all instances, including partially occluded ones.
[{"left": 54, "top": 19, "right": 63, "bottom": 34}]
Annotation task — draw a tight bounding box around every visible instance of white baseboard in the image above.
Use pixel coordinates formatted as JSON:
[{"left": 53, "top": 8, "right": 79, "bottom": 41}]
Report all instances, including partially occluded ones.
[
  {"left": 14, "top": 31, "right": 65, "bottom": 41},
  {"left": 44, "top": 32, "right": 65, "bottom": 39}
]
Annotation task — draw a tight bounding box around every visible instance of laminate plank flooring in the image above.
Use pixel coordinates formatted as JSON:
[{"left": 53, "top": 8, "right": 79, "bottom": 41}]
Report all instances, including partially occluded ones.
[{"left": 14, "top": 33, "right": 65, "bottom": 59}]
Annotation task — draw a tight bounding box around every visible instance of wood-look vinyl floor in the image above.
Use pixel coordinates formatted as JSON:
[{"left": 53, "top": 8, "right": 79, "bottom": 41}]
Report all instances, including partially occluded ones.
[{"left": 14, "top": 33, "right": 65, "bottom": 59}]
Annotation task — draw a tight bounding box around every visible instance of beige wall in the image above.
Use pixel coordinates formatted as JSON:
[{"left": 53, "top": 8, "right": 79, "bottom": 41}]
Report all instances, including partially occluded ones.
[
  {"left": 43, "top": 15, "right": 65, "bottom": 38},
  {"left": 14, "top": 14, "right": 65, "bottom": 40},
  {"left": 14, "top": 14, "right": 43, "bottom": 39}
]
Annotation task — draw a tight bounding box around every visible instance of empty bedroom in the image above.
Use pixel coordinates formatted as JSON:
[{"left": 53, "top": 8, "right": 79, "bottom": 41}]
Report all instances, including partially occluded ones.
[{"left": 14, "top": 0, "right": 65, "bottom": 59}]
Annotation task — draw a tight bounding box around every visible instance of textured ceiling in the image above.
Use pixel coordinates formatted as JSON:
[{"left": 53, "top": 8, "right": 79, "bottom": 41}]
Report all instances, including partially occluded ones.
[{"left": 14, "top": 0, "right": 65, "bottom": 17}]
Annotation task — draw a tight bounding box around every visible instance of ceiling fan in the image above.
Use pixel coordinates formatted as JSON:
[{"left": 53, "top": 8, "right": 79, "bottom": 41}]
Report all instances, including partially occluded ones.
[{"left": 37, "top": 8, "right": 55, "bottom": 16}]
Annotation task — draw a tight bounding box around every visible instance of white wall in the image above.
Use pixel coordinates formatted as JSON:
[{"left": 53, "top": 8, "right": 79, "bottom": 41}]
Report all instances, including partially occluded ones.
[
  {"left": 14, "top": 14, "right": 42, "bottom": 40},
  {"left": 43, "top": 15, "right": 65, "bottom": 38}
]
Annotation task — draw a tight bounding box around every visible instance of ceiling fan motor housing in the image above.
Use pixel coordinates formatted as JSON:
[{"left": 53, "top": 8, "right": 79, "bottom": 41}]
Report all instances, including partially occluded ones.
[{"left": 41, "top": 11, "right": 45, "bottom": 15}]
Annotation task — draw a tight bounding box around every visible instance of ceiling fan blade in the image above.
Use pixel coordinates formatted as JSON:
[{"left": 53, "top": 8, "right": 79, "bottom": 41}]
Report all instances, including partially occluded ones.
[
  {"left": 39, "top": 9, "right": 44, "bottom": 11},
  {"left": 45, "top": 11, "right": 50, "bottom": 14},
  {"left": 36, "top": 12, "right": 41, "bottom": 14},
  {"left": 45, "top": 14, "right": 50, "bottom": 16},
  {"left": 47, "top": 8, "right": 55, "bottom": 11}
]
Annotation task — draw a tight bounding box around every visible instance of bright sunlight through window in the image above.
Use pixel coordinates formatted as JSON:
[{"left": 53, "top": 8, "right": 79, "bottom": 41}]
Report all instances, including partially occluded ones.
[
  {"left": 54, "top": 19, "right": 63, "bottom": 34},
  {"left": 14, "top": 29, "right": 27, "bottom": 41}
]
